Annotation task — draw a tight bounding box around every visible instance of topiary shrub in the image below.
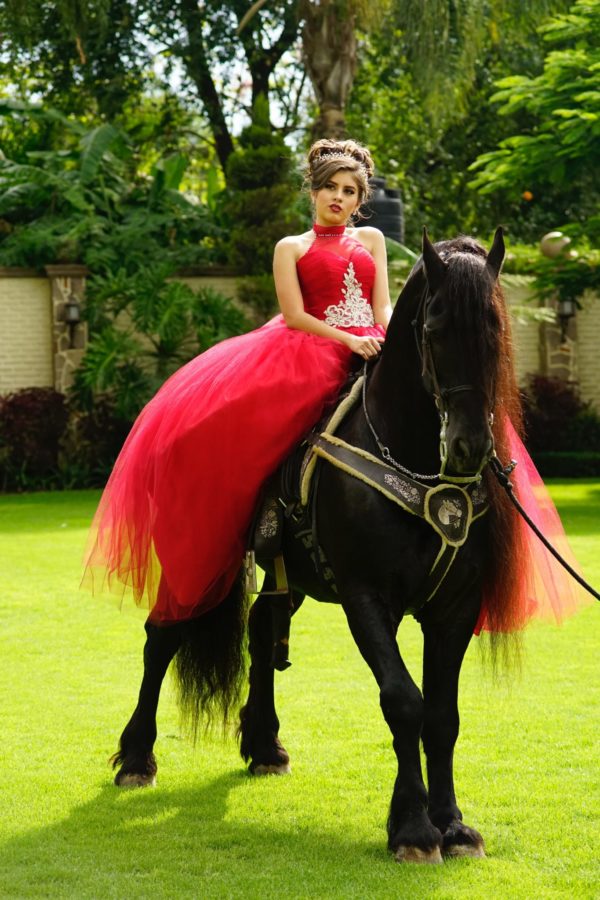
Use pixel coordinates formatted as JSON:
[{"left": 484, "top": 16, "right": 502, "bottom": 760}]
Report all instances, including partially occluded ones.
[{"left": 224, "top": 96, "right": 303, "bottom": 276}]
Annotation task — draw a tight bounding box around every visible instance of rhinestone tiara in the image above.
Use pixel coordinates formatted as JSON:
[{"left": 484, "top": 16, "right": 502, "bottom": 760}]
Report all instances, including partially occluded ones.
[{"left": 311, "top": 152, "right": 370, "bottom": 180}]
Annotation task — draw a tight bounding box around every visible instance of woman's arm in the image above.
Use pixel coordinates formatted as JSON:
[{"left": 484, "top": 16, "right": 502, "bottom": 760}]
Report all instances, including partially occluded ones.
[{"left": 273, "top": 238, "right": 384, "bottom": 359}]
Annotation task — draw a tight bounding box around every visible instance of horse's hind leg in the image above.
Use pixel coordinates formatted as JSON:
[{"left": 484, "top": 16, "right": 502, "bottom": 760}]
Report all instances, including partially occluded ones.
[
  {"left": 421, "top": 615, "right": 485, "bottom": 858},
  {"left": 239, "top": 576, "right": 304, "bottom": 775},
  {"left": 113, "top": 620, "right": 182, "bottom": 787}
]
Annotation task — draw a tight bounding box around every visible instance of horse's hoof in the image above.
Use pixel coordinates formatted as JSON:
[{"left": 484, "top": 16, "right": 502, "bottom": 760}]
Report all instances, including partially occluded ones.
[
  {"left": 250, "top": 762, "right": 292, "bottom": 776},
  {"left": 395, "top": 845, "right": 443, "bottom": 865},
  {"left": 444, "top": 841, "right": 485, "bottom": 859},
  {"left": 442, "top": 822, "right": 485, "bottom": 859},
  {"left": 114, "top": 771, "right": 157, "bottom": 788}
]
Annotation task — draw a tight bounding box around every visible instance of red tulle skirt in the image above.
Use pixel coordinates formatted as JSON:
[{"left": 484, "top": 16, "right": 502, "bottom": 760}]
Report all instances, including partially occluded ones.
[
  {"left": 83, "top": 315, "right": 385, "bottom": 622},
  {"left": 476, "top": 420, "right": 590, "bottom": 632}
]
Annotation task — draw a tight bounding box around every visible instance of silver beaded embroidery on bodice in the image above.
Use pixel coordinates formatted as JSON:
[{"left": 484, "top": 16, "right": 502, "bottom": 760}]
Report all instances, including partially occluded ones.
[{"left": 323, "top": 261, "right": 375, "bottom": 328}]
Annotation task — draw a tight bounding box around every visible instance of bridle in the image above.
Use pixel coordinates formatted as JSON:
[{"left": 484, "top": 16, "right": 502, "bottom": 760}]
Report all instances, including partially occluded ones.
[
  {"left": 363, "top": 247, "right": 600, "bottom": 603},
  {"left": 362, "top": 287, "right": 496, "bottom": 485}
]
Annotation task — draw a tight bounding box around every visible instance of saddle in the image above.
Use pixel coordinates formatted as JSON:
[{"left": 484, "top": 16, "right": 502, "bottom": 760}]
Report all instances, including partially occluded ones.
[{"left": 245, "top": 374, "right": 362, "bottom": 670}]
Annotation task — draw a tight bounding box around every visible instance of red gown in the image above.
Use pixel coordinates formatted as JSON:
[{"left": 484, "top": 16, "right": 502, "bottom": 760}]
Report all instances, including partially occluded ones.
[
  {"left": 84, "top": 224, "right": 587, "bottom": 628},
  {"left": 83, "top": 224, "right": 386, "bottom": 622}
]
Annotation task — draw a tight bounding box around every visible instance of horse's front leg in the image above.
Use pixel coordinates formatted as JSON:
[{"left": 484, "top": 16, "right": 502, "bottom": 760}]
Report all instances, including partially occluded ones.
[
  {"left": 113, "top": 620, "right": 182, "bottom": 787},
  {"left": 239, "top": 575, "right": 304, "bottom": 775},
  {"left": 343, "top": 593, "right": 443, "bottom": 864},
  {"left": 421, "top": 613, "right": 485, "bottom": 857}
]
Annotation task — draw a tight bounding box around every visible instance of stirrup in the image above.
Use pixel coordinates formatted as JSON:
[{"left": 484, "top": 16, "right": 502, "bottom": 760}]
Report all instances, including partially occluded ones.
[{"left": 244, "top": 551, "right": 289, "bottom": 595}]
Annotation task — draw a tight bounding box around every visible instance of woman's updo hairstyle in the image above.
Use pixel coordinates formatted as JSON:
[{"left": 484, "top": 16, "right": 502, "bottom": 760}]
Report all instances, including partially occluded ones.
[{"left": 306, "top": 139, "right": 374, "bottom": 207}]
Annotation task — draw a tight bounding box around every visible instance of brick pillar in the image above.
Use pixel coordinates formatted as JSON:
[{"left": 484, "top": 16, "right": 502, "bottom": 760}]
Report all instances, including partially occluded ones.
[{"left": 44, "top": 264, "right": 89, "bottom": 393}]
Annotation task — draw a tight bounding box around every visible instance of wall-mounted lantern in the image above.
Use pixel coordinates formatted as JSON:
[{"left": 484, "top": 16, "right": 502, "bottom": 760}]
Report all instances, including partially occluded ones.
[
  {"left": 556, "top": 297, "right": 577, "bottom": 342},
  {"left": 64, "top": 295, "right": 81, "bottom": 348}
]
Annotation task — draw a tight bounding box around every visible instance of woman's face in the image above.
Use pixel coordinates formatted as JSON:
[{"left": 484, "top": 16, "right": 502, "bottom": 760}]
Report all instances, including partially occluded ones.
[{"left": 312, "top": 170, "right": 361, "bottom": 227}]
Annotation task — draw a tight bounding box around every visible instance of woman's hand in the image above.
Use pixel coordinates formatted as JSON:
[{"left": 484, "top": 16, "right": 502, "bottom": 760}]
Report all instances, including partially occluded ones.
[{"left": 344, "top": 334, "right": 385, "bottom": 359}]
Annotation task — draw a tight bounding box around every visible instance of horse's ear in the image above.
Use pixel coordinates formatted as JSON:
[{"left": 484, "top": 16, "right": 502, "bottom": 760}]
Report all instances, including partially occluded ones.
[
  {"left": 486, "top": 226, "right": 505, "bottom": 280},
  {"left": 422, "top": 227, "right": 447, "bottom": 293}
]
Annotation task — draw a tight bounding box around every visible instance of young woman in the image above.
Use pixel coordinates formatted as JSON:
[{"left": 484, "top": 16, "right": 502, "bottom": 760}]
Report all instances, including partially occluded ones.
[{"left": 83, "top": 139, "right": 392, "bottom": 623}]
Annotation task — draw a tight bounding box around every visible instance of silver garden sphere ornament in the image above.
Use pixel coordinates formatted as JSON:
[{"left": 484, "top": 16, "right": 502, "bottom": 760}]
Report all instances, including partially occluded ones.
[{"left": 540, "top": 230, "right": 571, "bottom": 259}]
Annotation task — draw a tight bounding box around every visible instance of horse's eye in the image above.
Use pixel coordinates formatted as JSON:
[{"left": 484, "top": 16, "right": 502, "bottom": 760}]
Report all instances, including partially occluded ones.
[{"left": 425, "top": 309, "right": 446, "bottom": 333}]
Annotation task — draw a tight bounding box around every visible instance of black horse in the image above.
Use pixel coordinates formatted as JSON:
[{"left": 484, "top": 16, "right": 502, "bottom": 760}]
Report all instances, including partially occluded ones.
[{"left": 112, "top": 229, "right": 526, "bottom": 864}]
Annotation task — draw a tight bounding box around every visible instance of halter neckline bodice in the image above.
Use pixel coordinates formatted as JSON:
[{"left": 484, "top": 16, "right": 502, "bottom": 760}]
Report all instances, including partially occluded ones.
[{"left": 313, "top": 222, "right": 347, "bottom": 237}]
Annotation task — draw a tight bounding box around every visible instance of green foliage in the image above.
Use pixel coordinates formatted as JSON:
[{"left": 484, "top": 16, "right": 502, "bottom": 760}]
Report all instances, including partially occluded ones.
[
  {"left": 236, "top": 274, "right": 279, "bottom": 322},
  {"left": 346, "top": 5, "right": 571, "bottom": 244},
  {"left": 0, "top": 0, "right": 302, "bottom": 176},
  {"left": 72, "top": 282, "right": 251, "bottom": 421},
  {"left": 0, "top": 106, "right": 219, "bottom": 270},
  {"left": 0, "top": 0, "right": 147, "bottom": 120},
  {"left": 523, "top": 374, "right": 600, "bottom": 460},
  {"left": 531, "top": 450, "right": 600, "bottom": 476},
  {"left": 501, "top": 237, "right": 600, "bottom": 309},
  {"left": 530, "top": 246, "right": 600, "bottom": 303},
  {"left": 469, "top": 0, "right": 600, "bottom": 239},
  {"left": 0, "top": 285, "right": 252, "bottom": 489},
  {"left": 0, "top": 108, "right": 251, "bottom": 425},
  {"left": 223, "top": 97, "right": 303, "bottom": 274}
]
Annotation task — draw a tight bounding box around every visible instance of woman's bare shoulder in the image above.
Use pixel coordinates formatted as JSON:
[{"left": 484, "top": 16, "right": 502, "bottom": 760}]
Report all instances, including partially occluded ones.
[
  {"left": 275, "top": 231, "right": 314, "bottom": 261},
  {"left": 349, "top": 226, "right": 386, "bottom": 252}
]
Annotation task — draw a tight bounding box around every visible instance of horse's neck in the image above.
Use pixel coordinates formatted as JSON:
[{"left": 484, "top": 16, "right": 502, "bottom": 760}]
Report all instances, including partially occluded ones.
[{"left": 367, "top": 287, "right": 441, "bottom": 472}]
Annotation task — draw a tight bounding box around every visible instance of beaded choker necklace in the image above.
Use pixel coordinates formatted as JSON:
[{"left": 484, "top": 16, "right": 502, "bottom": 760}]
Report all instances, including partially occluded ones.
[{"left": 313, "top": 223, "right": 347, "bottom": 237}]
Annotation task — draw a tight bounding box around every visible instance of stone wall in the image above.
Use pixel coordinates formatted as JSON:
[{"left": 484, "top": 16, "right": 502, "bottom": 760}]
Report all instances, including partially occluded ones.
[
  {"left": 502, "top": 275, "right": 542, "bottom": 387},
  {"left": 0, "top": 270, "right": 53, "bottom": 392},
  {"left": 45, "top": 265, "right": 88, "bottom": 394},
  {"left": 502, "top": 275, "right": 600, "bottom": 410},
  {"left": 574, "top": 290, "right": 600, "bottom": 410},
  {"left": 0, "top": 267, "right": 239, "bottom": 395},
  {"left": 1, "top": 268, "right": 599, "bottom": 410}
]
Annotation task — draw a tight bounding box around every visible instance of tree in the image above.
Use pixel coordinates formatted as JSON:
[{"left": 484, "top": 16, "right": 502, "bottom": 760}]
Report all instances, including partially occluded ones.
[
  {"left": 345, "top": 0, "right": 573, "bottom": 244},
  {"left": 0, "top": 1, "right": 147, "bottom": 120},
  {"left": 0, "top": 0, "right": 301, "bottom": 175},
  {"left": 300, "top": 0, "right": 362, "bottom": 139},
  {"left": 469, "top": 0, "right": 600, "bottom": 238},
  {"left": 0, "top": 111, "right": 251, "bottom": 419}
]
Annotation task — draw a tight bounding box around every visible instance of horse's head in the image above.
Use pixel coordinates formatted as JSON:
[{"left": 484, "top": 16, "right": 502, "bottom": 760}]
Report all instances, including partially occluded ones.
[{"left": 420, "top": 228, "right": 505, "bottom": 478}]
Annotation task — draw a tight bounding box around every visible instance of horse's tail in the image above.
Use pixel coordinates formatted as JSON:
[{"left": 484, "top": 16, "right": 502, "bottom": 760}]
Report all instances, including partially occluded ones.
[{"left": 173, "top": 571, "right": 249, "bottom": 739}]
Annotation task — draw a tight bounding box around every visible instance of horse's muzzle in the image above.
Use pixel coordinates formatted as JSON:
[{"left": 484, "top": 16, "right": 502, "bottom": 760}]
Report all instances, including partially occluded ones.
[{"left": 448, "top": 432, "right": 493, "bottom": 475}]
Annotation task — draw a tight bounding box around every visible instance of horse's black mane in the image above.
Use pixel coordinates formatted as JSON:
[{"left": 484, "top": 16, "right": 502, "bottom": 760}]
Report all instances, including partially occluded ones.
[{"left": 406, "top": 236, "right": 503, "bottom": 398}]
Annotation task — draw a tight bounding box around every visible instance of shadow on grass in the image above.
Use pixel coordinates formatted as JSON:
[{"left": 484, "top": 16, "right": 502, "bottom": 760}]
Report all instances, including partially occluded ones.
[{"left": 0, "top": 770, "right": 470, "bottom": 898}]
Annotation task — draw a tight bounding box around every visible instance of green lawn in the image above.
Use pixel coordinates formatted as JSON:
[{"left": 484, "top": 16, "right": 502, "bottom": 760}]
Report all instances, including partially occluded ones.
[{"left": 0, "top": 484, "right": 598, "bottom": 899}]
